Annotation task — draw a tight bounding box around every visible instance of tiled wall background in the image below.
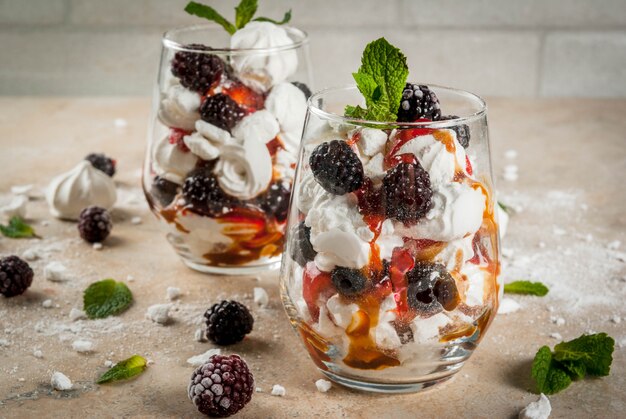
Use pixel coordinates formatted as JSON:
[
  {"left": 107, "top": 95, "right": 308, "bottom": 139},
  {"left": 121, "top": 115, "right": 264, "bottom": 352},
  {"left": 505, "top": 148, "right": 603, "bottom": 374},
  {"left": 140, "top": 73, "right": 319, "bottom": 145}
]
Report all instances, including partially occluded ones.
[{"left": 1, "top": 0, "right": 625, "bottom": 97}]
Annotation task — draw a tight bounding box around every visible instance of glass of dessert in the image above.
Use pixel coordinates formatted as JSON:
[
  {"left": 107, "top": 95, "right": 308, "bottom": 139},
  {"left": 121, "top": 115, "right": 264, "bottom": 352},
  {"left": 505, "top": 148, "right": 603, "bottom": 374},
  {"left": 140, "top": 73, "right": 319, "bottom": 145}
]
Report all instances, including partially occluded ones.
[
  {"left": 280, "top": 39, "right": 501, "bottom": 392},
  {"left": 143, "top": 2, "right": 312, "bottom": 274}
]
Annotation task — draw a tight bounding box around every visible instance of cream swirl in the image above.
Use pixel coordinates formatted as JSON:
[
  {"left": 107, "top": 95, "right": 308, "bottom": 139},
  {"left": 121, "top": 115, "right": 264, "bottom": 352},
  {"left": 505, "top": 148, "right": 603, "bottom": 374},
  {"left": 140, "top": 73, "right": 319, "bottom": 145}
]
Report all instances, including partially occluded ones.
[
  {"left": 157, "top": 84, "right": 201, "bottom": 131},
  {"left": 153, "top": 133, "right": 198, "bottom": 185},
  {"left": 214, "top": 138, "right": 272, "bottom": 200}
]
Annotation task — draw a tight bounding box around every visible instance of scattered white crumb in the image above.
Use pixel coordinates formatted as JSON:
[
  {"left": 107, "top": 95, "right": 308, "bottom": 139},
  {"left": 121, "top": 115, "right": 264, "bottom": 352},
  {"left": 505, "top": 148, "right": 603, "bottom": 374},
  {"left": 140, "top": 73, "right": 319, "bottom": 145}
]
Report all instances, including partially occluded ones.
[
  {"left": 503, "top": 164, "right": 519, "bottom": 181},
  {"left": 610, "top": 315, "right": 621, "bottom": 324},
  {"left": 255, "top": 387, "right": 263, "bottom": 393},
  {"left": 69, "top": 308, "right": 87, "bottom": 322},
  {"left": 166, "top": 286, "right": 181, "bottom": 301},
  {"left": 33, "top": 349, "right": 43, "bottom": 358},
  {"left": 22, "top": 248, "right": 40, "bottom": 261},
  {"left": 505, "top": 149, "right": 518, "bottom": 159},
  {"left": 72, "top": 339, "right": 94, "bottom": 353},
  {"left": 92, "top": 242, "right": 103, "bottom": 250},
  {"left": 550, "top": 316, "right": 566, "bottom": 326},
  {"left": 146, "top": 304, "right": 172, "bottom": 325},
  {"left": 271, "top": 384, "right": 286, "bottom": 397},
  {"left": 104, "top": 360, "right": 114, "bottom": 368},
  {"left": 51, "top": 372, "right": 73, "bottom": 391},
  {"left": 131, "top": 216, "right": 142, "bottom": 225},
  {"left": 147, "top": 359, "right": 155, "bottom": 366},
  {"left": 315, "top": 379, "right": 332, "bottom": 393},
  {"left": 498, "top": 298, "right": 521, "bottom": 314},
  {"left": 44, "top": 262, "right": 69, "bottom": 282},
  {"left": 41, "top": 220, "right": 49, "bottom": 226},
  {"left": 254, "top": 287, "right": 269, "bottom": 308},
  {"left": 552, "top": 226, "right": 566, "bottom": 236},
  {"left": 18, "top": 378, "right": 25, "bottom": 382},
  {"left": 127, "top": 275, "right": 135, "bottom": 282},
  {"left": 42, "top": 299, "right": 53, "bottom": 309},
  {"left": 0, "top": 339, "right": 10, "bottom": 347},
  {"left": 549, "top": 333, "right": 562, "bottom": 340},
  {"left": 194, "top": 328, "right": 207, "bottom": 342},
  {"left": 11, "top": 184, "right": 33, "bottom": 196},
  {"left": 186, "top": 348, "right": 221, "bottom": 367},
  {"left": 114, "top": 118, "right": 128, "bottom": 128},
  {"left": 607, "top": 240, "right": 621, "bottom": 250},
  {"left": 538, "top": 242, "right": 546, "bottom": 249},
  {"left": 0, "top": 195, "right": 28, "bottom": 218},
  {"left": 618, "top": 337, "right": 626, "bottom": 348},
  {"left": 519, "top": 393, "right": 551, "bottom": 419}
]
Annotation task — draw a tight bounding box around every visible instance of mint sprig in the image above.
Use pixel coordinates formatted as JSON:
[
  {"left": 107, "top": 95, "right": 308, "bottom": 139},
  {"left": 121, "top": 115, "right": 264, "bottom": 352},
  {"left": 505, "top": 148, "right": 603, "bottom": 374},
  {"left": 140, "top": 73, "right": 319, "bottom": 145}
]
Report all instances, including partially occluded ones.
[
  {"left": 503, "top": 280, "right": 549, "bottom": 296},
  {"left": 185, "top": 1, "right": 291, "bottom": 35},
  {"left": 97, "top": 355, "right": 147, "bottom": 384},
  {"left": 83, "top": 279, "right": 133, "bottom": 319},
  {"left": 345, "top": 38, "right": 409, "bottom": 122},
  {"left": 531, "top": 333, "right": 614, "bottom": 395},
  {"left": 0, "top": 216, "right": 39, "bottom": 239}
]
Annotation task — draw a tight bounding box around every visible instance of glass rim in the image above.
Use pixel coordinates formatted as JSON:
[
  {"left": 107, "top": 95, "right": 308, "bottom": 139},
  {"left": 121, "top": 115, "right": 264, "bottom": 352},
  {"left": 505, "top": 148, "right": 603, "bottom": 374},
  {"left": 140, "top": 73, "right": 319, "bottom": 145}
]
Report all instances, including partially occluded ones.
[
  {"left": 162, "top": 23, "right": 309, "bottom": 55},
  {"left": 307, "top": 84, "right": 488, "bottom": 128}
]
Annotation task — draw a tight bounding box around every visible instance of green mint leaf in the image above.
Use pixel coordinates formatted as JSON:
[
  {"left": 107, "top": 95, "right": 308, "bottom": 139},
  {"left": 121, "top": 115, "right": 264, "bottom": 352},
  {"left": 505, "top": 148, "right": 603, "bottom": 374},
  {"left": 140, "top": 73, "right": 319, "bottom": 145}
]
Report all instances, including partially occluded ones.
[
  {"left": 531, "top": 346, "right": 572, "bottom": 394},
  {"left": 96, "top": 355, "right": 147, "bottom": 384},
  {"left": 542, "top": 364, "right": 572, "bottom": 395},
  {"left": 0, "top": 216, "right": 39, "bottom": 239},
  {"left": 553, "top": 333, "right": 614, "bottom": 376},
  {"left": 344, "top": 105, "right": 368, "bottom": 119},
  {"left": 253, "top": 9, "right": 292, "bottom": 25},
  {"left": 185, "top": 1, "right": 236, "bottom": 35},
  {"left": 503, "top": 281, "right": 549, "bottom": 296},
  {"left": 558, "top": 359, "right": 587, "bottom": 380},
  {"left": 83, "top": 279, "right": 133, "bottom": 319},
  {"left": 235, "top": 0, "right": 257, "bottom": 29}
]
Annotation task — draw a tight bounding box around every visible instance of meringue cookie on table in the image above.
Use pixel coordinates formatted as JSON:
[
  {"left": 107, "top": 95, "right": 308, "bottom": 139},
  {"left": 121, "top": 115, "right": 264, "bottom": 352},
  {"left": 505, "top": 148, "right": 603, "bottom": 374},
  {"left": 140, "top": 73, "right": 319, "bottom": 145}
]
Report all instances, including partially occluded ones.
[
  {"left": 230, "top": 22, "right": 298, "bottom": 92},
  {"left": 0, "top": 195, "right": 28, "bottom": 219},
  {"left": 152, "top": 134, "right": 198, "bottom": 185},
  {"left": 214, "top": 138, "right": 272, "bottom": 200},
  {"left": 157, "top": 84, "right": 201, "bottom": 131},
  {"left": 46, "top": 160, "right": 117, "bottom": 220}
]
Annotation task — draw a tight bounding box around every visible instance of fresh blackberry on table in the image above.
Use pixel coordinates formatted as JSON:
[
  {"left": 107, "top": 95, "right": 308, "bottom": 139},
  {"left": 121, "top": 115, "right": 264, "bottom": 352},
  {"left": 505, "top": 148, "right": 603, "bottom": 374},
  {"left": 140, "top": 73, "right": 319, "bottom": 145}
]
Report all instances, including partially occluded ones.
[
  {"left": 151, "top": 176, "right": 179, "bottom": 207},
  {"left": 0, "top": 256, "right": 34, "bottom": 298},
  {"left": 85, "top": 153, "right": 116, "bottom": 177},
  {"left": 77, "top": 206, "right": 112, "bottom": 243},
  {"left": 204, "top": 300, "right": 254, "bottom": 346},
  {"left": 171, "top": 44, "right": 225, "bottom": 94},
  {"left": 200, "top": 93, "right": 246, "bottom": 132},
  {"left": 440, "top": 115, "right": 470, "bottom": 149},
  {"left": 291, "top": 81, "right": 312, "bottom": 99},
  {"left": 290, "top": 221, "right": 317, "bottom": 267},
  {"left": 331, "top": 267, "right": 368, "bottom": 297},
  {"left": 182, "top": 168, "right": 233, "bottom": 216},
  {"left": 258, "top": 182, "right": 291, "bottom": 222},
  {"left": 383, "top": 162, "right": 432, "bottom": 223},
  {"left": 309, "top": 140, "right": 364, "bottom": 195},
  {"left": 188, "top": 354, "right": 254, "bottom": 417},
  {"left": 397, "top": 84, "right": 441, "bottom": 122},
  {"left": 406, "top": 262, "right": 459, "bottom": 314}
]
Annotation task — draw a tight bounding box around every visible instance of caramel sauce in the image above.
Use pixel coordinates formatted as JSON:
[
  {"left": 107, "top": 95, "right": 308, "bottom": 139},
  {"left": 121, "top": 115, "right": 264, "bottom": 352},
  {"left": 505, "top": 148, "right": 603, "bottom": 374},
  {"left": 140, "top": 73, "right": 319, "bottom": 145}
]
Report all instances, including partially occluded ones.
[
  {"left": 160, "top": 207, "right": 189, "bottom": 233},
  {"left": 439, "top": 322, "right": 477, "bottom": 343},
  {"left": 298, "top": 322, "right": 332, "bottom": 371}
]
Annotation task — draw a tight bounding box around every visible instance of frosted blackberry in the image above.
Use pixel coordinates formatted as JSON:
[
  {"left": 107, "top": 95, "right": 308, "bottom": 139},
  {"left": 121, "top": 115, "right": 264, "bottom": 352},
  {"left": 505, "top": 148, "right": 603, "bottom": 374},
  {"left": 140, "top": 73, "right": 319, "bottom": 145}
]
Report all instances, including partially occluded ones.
[
  {"left": 200, "top": 94, "right": 246, "bottom": 132},
  {"left": 0, "top": 256, "right": 34, "bottom": 297},
  {"left": 188, "top": 354, "right": 254, "bottom": 417},
  {"left": 151, "top": 176, "right": 179, "bottom": 207},
  {"left": 78, "top": 206, "right": 112, "bottom": 243},
  {"left": 204, "top": 300, "right": 254, "bottom": 346},
  {"left": 309, "top": 140, "right": 364, "bottom": 195},
  {"left": 331, "top": 267, "right": 368, "bottom": 297},
  {"left": 291, "top": 81, "right": 312, "bottom": 99},
  {"left": 440, "top": 115, "right": 471, "bottom": 148},
  {"left": 182, "top": 168, "right": 233, "bottom": 216},
  {"left": 397, "top": 84, "right": 441, "bottom": 122},
  {"left": 171, "top": 44, "right": 224, "bottom": 93},
  {"left": 290, "top": 221, "right": 316, "bottom": 267},
  {"left": 258, "top": 182, "right": 291, "bottom": 222},
  {"left": 85, "top": 153, "right": 116, "bottom": 177},
  {"left": 383, "top": 162, "right": 432, "bottom": 223},
  {"left": 406, "top": 262, "right": 459, "bottom": 314}
]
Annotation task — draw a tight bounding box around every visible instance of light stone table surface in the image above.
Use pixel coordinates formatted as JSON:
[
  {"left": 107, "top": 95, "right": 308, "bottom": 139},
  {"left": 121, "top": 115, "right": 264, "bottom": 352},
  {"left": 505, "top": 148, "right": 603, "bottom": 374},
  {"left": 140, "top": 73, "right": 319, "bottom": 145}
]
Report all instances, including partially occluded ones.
[{"left": 0, "top": 98, "right": 624, "bottom": 418}]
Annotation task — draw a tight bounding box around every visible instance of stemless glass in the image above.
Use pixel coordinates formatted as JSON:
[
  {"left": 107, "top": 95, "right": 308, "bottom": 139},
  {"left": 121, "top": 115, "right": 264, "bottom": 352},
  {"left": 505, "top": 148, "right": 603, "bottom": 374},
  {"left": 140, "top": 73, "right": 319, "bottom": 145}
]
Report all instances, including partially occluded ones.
[
  {"left": 280, "top": 85, "right": 501, "bottom": 392},
  {"left": 143, "top": 24, "right": 312, "bottom": 275}
]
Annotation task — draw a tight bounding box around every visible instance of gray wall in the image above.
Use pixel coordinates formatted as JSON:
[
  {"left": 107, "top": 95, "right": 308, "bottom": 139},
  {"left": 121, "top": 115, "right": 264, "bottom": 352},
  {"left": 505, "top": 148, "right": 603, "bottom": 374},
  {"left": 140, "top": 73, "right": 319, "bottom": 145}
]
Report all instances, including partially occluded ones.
[{"left": 1, "top": 0, "right": 625, "bottom": 97}]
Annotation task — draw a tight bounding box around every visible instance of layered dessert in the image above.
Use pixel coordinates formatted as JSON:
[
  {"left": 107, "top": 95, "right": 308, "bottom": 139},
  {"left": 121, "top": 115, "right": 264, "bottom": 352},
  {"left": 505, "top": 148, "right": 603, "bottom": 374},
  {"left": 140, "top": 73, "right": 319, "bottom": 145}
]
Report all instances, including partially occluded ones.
[{"left": 145, "top": 15, "right": 309, "bottom": 270}]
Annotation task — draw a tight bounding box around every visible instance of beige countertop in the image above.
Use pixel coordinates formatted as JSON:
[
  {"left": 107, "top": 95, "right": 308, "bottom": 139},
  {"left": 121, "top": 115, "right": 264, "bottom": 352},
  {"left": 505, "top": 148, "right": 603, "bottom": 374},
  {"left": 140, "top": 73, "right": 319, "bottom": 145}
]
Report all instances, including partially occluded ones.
[{"left": 0, "top": 97, "right": 624, "bottom": 418}]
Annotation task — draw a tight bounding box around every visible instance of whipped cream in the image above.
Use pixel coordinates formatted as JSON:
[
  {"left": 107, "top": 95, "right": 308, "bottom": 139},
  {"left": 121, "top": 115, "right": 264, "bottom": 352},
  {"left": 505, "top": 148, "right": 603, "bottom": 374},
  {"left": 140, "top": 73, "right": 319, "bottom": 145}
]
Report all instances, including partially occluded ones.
[
  {"left": 215, "top": 138, "right": 272, "bottom": 200},
  {"left": 46, "top": 160, "right": 117, "bottom": 220},
  {"left": 362, "top": 153, "right": 386, "bottom": 182},
  {"left": 158, "top": 84, "right": 201, "bottom": 131},
  {"left": 265, "top": 82, "right": 307, "bottom": 152},
  {"left": 230, "top": 22, "right": 298, "bottom": 92},
  {"left": 232, "top": 110, "right": 280, "bottom": 144},
  {"left": 153, "top": 133, "right": 198, "bottom": 185}
]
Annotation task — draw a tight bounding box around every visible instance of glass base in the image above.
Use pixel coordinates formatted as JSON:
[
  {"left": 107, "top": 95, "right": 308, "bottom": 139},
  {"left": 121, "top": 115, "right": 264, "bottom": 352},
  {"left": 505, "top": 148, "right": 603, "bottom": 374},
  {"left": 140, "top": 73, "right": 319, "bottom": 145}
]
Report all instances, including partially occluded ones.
[{"left": 182, "top": 257, "right": 281, "bottom": 276}]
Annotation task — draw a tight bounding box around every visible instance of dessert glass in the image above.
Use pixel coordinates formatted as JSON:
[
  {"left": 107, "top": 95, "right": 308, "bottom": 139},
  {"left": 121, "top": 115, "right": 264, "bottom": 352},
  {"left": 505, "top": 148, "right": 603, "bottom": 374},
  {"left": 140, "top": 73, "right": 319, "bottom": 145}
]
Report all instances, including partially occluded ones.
[
  {"left": 280, "top": 85, "right": 501, "bottom": 393},
  {"left": 143, "top": 24, "right": 312, "bottom": 275}
]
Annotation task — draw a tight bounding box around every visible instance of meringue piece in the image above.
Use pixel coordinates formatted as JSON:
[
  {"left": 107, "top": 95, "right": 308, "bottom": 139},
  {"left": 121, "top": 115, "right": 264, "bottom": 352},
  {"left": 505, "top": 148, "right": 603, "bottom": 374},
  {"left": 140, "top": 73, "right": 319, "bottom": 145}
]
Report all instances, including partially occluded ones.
[
  {"left": 363, "top": 153, "right": 386, "bottom": 182},
  {"left": 146, "top": 303, "right": 172, "bottom": 325},
  {"left": 265, "top": 82, "right": 307, "bottom": 136},
  {"left": 397, "top": 182, "right": 485, "bottom": 242},
  {"left": 326, "top": 295, "right": 359, "bottom": 329},
  {"left": 297, "top": 172, "right": 326, "bottom": 214},
  {"left": 166, "top": 286, "right": 181, "bottom": 301},
  {"left": 232, "top": 110, "right": 280, "bottom": 144},
  {"left": 44, "top": 261, "right": 69, "bottom": 282},
  {"left": 187, "top": 348, "right": 221, "bottom": 367},
  {"left": 254, "top": 287, "right": 269, "bottom": 308},
  {"left": 195, "top": 120, "right": 234, "bottom": 145},
  {"left": 435, "top": 234, "right": 475, "bottom": 271},
  {"left": 230, "top": 22, "right": 298, "bottom": 92},
  {"left": 11, "top": 184, "right": 34, "bottom": 196},
  {"left": 157, "top": 84, "right": 201, "bottom": 131},
  {"left": 498, "top": 298, "right": 521, "bottom": 314},
  {"left": 410, "top": 312, "right": 450, "bottom": 344},
  {"left": 45, "top": 161, "right": 117, "bottom": 220},
  {"left": 0, "top": 195, "right": 28, "bottom": 219},
  {"left": 375, "top": 294, "right": 402, "bottom": 350},
  {"left": 183, "top": 132, "right": 220, "bottom": 160},
  {"left": 215, "top": 138, "right": 272, "bottom": 200},
  {"left": 376, "top": 219, "right": 404, "bottom": 261},
  {"left": 72, "top": 339, "right": 94, "bottom": 353},
  {"left": 153, "top": 133, "right": 198, "bottom": 185},
  {"left": 271, "top": 384, "right": 286, "bottom": 397},
  {"left": 519, "top": 394, "right": 551, "bottom": 419},
  {"left": 315, "top": 379, "right": 332, "bottom": 393},
  {"left": 51, "top": 372, "right": 73, "bottom": 391},
  {"left": 355, "top": 128, "right": 388, "bottom": 157},
  {"left": 174, "top": 212, "right": 233, "bottom": 256},
  {"left": 275, "top": 148, "right": 296, "bottom": 179},
  {"left": 462, "top": 264, "right": 487, "bottom": 306}
]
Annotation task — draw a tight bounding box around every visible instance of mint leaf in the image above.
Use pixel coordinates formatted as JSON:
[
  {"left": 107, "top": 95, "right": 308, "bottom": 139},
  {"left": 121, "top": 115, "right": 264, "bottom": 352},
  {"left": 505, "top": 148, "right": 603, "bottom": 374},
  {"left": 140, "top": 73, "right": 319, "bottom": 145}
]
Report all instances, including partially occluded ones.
[
  {"left": 531, "top": 346, "right": 572, "bottom": 395},
  {"left": 83, "top": 279, "right": 133, "bottom": 319},
  {"left": 97, "top": 355, "right": 147, "bottom": 384},
  {"left": 553, "top": 333, "right": 614, "bottom": 376},
  {"left": 503, "top": 281, "right": 549, "bottom": 296},
  {"left": 253, "top": 9, "right": 292, "bottom": 25},
  {"left": 0, "top": 216, "right": 39, "bottom": 239},
  {"left": 185, "top": 1, "right": 236, "bottom": 35},
  {"left": 559, "top": 360, "right": 586, "bottom": 380},
  {"left": 235, "top": 0, "right": 257, "bottom": 29}
]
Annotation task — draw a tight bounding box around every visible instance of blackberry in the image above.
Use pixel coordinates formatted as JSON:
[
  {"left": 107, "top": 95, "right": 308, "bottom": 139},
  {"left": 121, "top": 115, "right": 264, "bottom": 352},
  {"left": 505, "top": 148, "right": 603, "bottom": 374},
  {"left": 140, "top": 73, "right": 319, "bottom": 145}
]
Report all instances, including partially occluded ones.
[
  {"left": 397, "top": 84, "right": 441, "bottom": 122},
  {"left": 291, "top": 81, "right": 312, "bottom": 99},
  {"left": 205, "top": 300, "right": 254, "bottom": 346},
  {"left": 290, "top": 221, "right": 316, "bottom": 267},
  {"left": 309, "top": 140, "right": 364, "bottom": 195},
  {"left": 440, "top": 115, "right": 470, "bottom": 149},
  {"left": 188, "top": 354, "right": 254, "bottom": 417},
  {"left": 85, "top": 153, "right": 116, "bottom": 177},
  {"left": 182, "top": 168, "right": 233, "bottom": 216},
  {"left": 200, "top": 94, "right": 246, "bottom": 132},
  {"left": 331, "top": 267, "right": 368, "bottom": 297},
  {"left": 0, "top": 256, "right": 34, "bottom": 297},
  {"left": 77, "top": 206, "right": 112, "bottom": 243},
  {"left": 171, "top": 44, "right": 224, "bottom": 93},
  {"left": 406, "top": 262, "right": 459, "bottom": 314},
  {"left": 151, "top": 176, "right": 179, "bottom": 207},
  {"left": 258, "top": 182, "right": 291, "bottom": 222},
  {"left": 383, "top": 162, "right": 432, "bottom": 223}
]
